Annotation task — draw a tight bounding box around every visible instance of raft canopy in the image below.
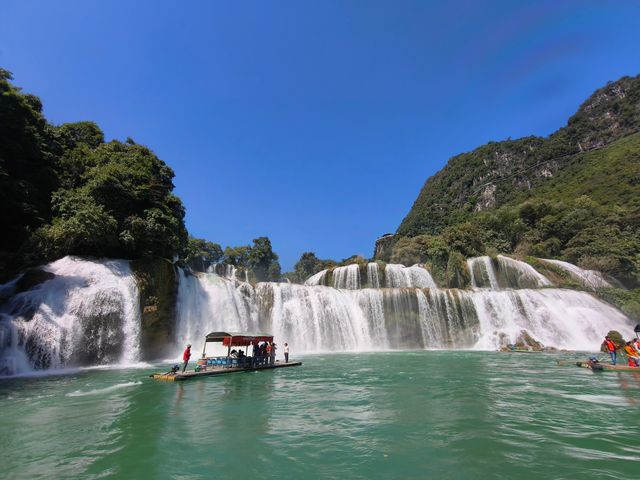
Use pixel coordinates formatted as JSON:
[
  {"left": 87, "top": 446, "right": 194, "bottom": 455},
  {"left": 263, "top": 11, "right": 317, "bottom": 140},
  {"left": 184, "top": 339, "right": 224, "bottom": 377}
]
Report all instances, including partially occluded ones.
[{"left": 204, "top": 331, "right": 273, "bottom": 347}]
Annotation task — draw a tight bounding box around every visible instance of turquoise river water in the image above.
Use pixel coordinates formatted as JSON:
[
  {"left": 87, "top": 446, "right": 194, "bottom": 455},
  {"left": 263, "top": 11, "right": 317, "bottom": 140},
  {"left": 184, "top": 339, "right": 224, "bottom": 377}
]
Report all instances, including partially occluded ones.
[{"left": 1, "top": 351, "right": 640, "bottom": 479}]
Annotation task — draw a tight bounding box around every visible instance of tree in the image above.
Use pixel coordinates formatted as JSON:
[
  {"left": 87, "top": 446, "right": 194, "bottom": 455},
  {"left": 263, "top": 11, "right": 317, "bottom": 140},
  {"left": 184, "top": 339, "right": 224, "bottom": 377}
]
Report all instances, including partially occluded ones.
[
  {"left": 292, "top": 251, "right": 337, "bottom": 283},
  {"left": 247, "top": 237, "right": 280, "bottom": 282},
  {"left": 0, "top": 68, "right": 58, "bottom": 271},
  {"left": 184, "top": 237, "right": 223, "bottom": 271}
]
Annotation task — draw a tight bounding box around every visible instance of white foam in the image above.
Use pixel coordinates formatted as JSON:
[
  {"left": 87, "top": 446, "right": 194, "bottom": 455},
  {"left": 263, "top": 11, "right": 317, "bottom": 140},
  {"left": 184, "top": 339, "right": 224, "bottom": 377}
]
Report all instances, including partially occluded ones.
[{"left": 66, "top": 381, "right": 142, "bottom": 397}]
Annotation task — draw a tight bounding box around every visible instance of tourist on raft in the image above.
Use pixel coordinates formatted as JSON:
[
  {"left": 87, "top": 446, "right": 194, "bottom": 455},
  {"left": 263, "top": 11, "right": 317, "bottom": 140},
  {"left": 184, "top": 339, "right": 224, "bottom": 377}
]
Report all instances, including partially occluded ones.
[
  {"left": 284, "top": 342, "right": 289, "bottom": 363},
  {"left": 265, "top": 342, "right": 272, "bottom": 365},
  {"left": 623, "top": 342, "right": 639, "bottom": 367},
  {"left": 603, "top": 336, "right": 617, "bottom": 365},
  {"left": 182, "top": 344, "right": 192, "bottom": 372},
  {"left": 252, "top": 342, "right": 259, "bottom": 367}
]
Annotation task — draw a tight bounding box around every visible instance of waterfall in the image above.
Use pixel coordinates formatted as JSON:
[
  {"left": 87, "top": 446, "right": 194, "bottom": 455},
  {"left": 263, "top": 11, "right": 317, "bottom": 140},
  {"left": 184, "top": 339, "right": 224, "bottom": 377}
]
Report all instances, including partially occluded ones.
[
  {"left": 496, "top": 255, "right": 552, "bottom": 288},
  {"left": 467, "top": 256, "right": 500, "bottom": 289},
  {"left": 256, "top": 283, "right": 373, "bottom": 352},
  {"left": 332, "top": 264, "right": 361, "bottom": 289},
  {"left": 172, "top": 268, "right": 633, "bottom": 353},
  {"left": 0, "top": 257, "right": 141, "bottom": 376},
  {"left": 384, "top": 264, "right": 437, "bottom": 288},
  {"left": 304, "top": 269, "right": 328, "bottom": 286},
  {"left": 470, "top": 288, "right": 629, "bottom": 350},
  {"left": 367, "top": 263, "right": 381, "bottom": 288},
  {"left": 467, "top": 256, "right": 550, "bottom": 289},
  {"left": 1, "top": 256, "right": 635, "bottom": 376},
  {"left": 174, "top": 270, "right": 258, "bottom": 354},
  {"left": 209, "top": 263, "right": 238, "bottom": 280},
  {"left": 540, "top": 258, "right": 612, "bottom": 290}
]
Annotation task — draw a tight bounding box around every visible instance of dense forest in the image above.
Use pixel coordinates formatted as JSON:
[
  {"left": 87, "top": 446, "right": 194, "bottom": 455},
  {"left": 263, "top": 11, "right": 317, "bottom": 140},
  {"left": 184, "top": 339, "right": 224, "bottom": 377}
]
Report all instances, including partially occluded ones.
[{"left": 0, "top": 69, "right": 281, "bottom": 282}]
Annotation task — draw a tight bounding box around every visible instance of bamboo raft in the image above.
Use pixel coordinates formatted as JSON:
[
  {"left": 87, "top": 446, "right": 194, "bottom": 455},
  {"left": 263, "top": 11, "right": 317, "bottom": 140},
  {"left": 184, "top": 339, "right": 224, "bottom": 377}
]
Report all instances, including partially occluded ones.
[
  {"left": 151, "top": 361, "right": 302, "bottom": 381},
  {"left": 575, "top": 361, "right": 640, "bottom": 372}
]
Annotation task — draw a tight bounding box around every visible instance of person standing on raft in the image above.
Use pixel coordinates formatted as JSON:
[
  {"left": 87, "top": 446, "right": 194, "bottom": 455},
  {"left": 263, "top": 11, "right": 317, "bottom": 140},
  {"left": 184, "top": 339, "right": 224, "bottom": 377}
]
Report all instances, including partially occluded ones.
[
  {"left": 623, "top": 342, "right": 640, "bottom": 367},
  {"left": 284, "top": 343, "right": 289, "bottom": 363},
  {"left": 182, "top": 344, "right": 192, "bottom": 372},
  {"left": 604, "top": 336, "right": 617, "bottom": 365}
]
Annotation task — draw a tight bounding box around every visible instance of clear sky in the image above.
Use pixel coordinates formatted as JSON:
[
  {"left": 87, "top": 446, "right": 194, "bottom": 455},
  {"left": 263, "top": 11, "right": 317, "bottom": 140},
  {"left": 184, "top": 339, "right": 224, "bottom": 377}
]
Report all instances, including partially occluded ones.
[{"left": 1, "top": 1, "right": 639, "bottom": 270}]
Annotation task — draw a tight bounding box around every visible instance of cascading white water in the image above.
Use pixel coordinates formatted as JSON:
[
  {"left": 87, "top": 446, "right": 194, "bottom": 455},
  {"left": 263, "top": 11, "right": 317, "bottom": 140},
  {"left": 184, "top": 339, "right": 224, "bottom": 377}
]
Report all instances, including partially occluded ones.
[
  {"left": 540, "top": 258, "right": 612, "bottom": 290},
  {"left": 174, "top": 270, "right": 258, "bottom": 354},
  {"left": 384, "top": 264, "right": 437, "bottom": 288},
  {"left": 468, "top": 256, "right": 500, "bottom": 289},
  {"left": 209, "top": 263, "right": 238, "bottom": 280},
  {"left": 470, "top": 288, "right": 630, "bottom": 350},
  {"left": 256, "top": 283, "right": 374, "bottom": 352},
  {"left": 332, "top": 264, "right": 361, "bottom": 289},
  {"left": 496, "top": 255, "right": 552, "bottom": 288},
  {"left": 367, "top": 263, "right": 381, "bottom": 288},
  {"left": 2, "top": 255, "right": 634, "bottom": 376},
  {"left": 0, "top": 257, "right": 141, "bottom": 376},
  {"left": 468, "top": 255, "right": 551, "bottom": 289},
  {"left": 174, "top": 265, "right": 634, "bottom": 353},
  {"left": 304, "top": 269, "right": 328, "bottom": 286}
]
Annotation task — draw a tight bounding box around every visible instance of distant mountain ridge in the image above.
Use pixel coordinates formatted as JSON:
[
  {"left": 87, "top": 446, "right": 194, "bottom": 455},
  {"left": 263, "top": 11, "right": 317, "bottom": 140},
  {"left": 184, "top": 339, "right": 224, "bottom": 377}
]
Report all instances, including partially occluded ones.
[{"left": 397, "top": 74, "right": 640, "bottom": 237}]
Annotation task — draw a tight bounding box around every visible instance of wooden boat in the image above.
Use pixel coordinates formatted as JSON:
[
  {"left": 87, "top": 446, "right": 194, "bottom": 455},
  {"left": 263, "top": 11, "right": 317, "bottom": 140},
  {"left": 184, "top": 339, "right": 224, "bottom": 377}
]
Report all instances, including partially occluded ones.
[
  {"left": 151, "top": 331, "right": 302, "bottom": 381},
  {"left": 575, "top": 360, "right": 640, "bottom": 372},
  {"left": 151, "top": 361, "right": 302, "bottom": 381}
]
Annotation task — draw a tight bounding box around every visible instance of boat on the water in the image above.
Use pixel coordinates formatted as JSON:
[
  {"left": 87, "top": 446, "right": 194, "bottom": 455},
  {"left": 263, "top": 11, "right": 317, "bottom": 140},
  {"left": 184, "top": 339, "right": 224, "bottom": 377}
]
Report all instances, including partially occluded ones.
[
  {"left": 574, "top": 360, "right": 640, "bottom": 372},
  {"left": 151, "top": 331, "right": 301, "bottom": 381}
]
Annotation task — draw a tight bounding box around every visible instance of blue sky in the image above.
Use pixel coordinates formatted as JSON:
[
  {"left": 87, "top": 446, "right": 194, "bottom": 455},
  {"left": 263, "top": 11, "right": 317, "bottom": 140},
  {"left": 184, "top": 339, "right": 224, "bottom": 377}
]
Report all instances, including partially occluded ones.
[{"left": 1, "top": 1, "right": 639, "bottom": 270}]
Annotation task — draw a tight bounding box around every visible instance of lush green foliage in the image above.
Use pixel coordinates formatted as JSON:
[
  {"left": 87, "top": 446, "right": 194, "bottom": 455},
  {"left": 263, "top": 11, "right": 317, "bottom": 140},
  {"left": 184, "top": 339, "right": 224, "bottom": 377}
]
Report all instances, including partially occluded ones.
[
  {"left": 398, "top": 75, "right": 640, "bottom": 238},
  {"left": 0, "top": 70, "right": 188, "bottom": 275},
  {"left": 391, "top": 75, "right": 640, "bottom": 288},
  {"left": 0, "top": 68, "right": 58, "bottom": 272},
  {"left": 184, "top": 237, "right": 223, "bottom": 272},
  {"left": 223, "top": 237, "right": 281, "bottom": 282}
]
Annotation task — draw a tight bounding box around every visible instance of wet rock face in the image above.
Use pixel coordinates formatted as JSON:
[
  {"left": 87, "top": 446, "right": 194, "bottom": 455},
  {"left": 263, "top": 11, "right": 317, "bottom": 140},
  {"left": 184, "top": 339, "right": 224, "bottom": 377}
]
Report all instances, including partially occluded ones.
[{"left": 132, "top": 258, "right": 179, "bottom": 361}]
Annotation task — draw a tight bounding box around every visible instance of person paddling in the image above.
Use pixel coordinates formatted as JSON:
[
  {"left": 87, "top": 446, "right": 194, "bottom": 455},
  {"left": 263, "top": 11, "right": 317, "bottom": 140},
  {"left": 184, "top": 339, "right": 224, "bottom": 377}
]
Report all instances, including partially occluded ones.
[
  {"left": 604, "top": 336, "right": 617, "bottom": 365},
  {"left": 182, "top": 344, "right": 192, "bottom": 372}
]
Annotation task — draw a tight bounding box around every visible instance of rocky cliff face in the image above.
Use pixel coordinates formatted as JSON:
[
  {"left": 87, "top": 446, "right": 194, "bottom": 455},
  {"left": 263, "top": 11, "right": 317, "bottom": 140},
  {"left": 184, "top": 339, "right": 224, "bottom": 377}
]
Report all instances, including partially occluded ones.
[
  {"left": 131, "top": 258, "right": 179, "bottom": 361},
  {"left": 396, "top": 74, "right": 640, "bottom": 238},
  {"left": 374, "top": 234, "right": 397, "bottom": 262}
]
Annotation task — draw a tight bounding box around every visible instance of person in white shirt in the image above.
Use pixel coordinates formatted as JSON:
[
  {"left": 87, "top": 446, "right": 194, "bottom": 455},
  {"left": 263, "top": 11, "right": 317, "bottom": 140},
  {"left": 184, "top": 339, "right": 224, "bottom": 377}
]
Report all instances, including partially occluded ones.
[{"left": 284, "top": 343, "right": 289, "bottom": 363}]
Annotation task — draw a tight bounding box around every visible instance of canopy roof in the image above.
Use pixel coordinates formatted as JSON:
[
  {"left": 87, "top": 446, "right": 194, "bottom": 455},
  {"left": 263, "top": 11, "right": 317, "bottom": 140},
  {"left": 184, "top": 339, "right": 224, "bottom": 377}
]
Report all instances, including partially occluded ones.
[{"left": 205, "top": 331, "right": 274, "bottom": 346}]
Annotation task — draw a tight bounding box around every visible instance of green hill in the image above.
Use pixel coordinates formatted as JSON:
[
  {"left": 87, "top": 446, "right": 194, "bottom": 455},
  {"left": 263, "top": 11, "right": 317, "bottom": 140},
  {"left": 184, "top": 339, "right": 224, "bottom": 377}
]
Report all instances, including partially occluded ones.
[
  {"left": 397, "top": 75, "right": 640, "bottom": 237},
  {"left": 380, "top": 75, "right": 640, "bottom": 291}
]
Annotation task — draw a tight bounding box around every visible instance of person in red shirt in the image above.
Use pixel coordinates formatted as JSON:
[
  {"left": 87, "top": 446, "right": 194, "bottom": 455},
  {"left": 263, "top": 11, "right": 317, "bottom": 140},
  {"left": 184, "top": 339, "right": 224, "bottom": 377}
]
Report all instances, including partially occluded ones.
[
  {"left": 604, "top": 336, "right": 617, "bottom": 365},
  {"left": 182, "top": 344, "right": 192, "bottom": 372},
  {"left": 265, "top": 342, "right": 272, "bottom": 365}
]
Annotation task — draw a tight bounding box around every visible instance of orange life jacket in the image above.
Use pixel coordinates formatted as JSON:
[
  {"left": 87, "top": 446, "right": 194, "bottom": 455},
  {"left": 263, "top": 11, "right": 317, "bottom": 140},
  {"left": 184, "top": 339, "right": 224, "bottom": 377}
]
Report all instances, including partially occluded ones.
[{"left": 605, "top": 340, "right": 616, "bottom": 352}]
